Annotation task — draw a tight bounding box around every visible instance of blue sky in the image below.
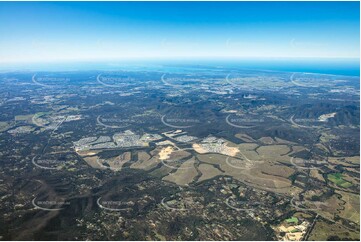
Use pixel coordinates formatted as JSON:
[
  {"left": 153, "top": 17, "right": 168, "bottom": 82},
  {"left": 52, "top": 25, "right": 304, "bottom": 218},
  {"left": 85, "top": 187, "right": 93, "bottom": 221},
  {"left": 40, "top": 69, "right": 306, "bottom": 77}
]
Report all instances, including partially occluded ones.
[{"left": 0, "top": 1, "right": 359, "bottom": 63}]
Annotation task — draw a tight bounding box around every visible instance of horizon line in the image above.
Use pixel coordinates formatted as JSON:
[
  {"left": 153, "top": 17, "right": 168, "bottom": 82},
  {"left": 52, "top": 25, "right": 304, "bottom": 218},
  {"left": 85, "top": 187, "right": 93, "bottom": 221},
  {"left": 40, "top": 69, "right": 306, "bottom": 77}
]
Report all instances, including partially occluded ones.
[{"left": 0, "top": 56, "right": 360, "bottom": 65}]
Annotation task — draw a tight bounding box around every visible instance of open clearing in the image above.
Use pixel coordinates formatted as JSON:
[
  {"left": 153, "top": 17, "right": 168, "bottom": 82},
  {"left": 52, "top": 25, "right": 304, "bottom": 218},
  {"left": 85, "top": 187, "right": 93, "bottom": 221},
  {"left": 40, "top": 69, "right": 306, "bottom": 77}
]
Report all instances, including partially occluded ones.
[
  {"left": 162, "top": 157, "right": 198, "bottom": 186},
  {"left": 337, "top": 191, "right": 360, "bottom": 224},
  {"left": 309, "top": 220, "right": 359, "bottom": 240},
  {"left": 197, "top": 163, "right": 224, "bottom": 182}
]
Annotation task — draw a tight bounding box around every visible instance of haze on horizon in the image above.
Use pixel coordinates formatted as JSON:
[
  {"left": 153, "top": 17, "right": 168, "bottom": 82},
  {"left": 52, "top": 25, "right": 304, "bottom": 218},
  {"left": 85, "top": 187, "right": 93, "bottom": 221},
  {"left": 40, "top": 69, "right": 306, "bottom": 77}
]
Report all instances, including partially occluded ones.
[{"left": 0, "top": 1, "right": 359, "bottom": 63}]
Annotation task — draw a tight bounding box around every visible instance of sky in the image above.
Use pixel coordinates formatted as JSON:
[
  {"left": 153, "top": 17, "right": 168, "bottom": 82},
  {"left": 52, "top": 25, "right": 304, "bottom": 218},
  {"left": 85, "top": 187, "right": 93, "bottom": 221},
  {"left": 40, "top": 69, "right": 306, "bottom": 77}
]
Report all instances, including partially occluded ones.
[{"left": 0, "top": 1, "right": 359, "bottom": 63}]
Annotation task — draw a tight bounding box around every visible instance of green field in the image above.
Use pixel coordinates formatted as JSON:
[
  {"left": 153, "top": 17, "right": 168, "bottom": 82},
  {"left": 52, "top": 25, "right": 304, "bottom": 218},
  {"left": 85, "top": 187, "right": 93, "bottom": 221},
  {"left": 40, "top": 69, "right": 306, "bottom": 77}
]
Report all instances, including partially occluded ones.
[
  {"left": 327, "top": 173, "right": 352, "bottom": 188},
  {"left": 0, "top": 121, "right": 11, "bottom": 132},
  {"left": 286, "top": 217, "right": 299, "bottom": 224}
]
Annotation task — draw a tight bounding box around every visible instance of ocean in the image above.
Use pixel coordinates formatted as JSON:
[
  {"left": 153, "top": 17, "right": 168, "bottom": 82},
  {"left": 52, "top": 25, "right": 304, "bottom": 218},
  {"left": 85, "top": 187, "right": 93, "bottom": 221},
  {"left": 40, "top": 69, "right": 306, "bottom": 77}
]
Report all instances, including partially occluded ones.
[{"left": 0, "top": 58, "right": 359, "bottom": 77}]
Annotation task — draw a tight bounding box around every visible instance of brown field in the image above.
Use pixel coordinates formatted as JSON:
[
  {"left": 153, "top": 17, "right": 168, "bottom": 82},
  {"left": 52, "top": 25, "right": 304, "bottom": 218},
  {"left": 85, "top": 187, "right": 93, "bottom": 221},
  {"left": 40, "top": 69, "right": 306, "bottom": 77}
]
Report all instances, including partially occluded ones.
[
  {"left": 329, "top": 156, "right": 360, "bottom": 166},
  {"left": 315, "top": 194, "right": 344, "bottom": 221},
  {"left": 257, "top": 145, "right": 291, "bottom": 159},
  {"left": 149, "top": 165, "right": 174, "bottom": 178},
  {"left": 0, "top": 121, "right": 11, "bottom": 132},
  {"left": 162, "top": 157, "right": 198, "bottom": 186},
  {"left": 258, "top": 136, "right": 277, "bottom": 145},
  {"left": 309, "top": 220, "right": 360, "bottom": 241},
  {"left": 197, "top": 163, "right": 224, "bottom": 182},
  {"left": 235, "top": 133, "right": 256, "bottom": 142},
  {"left": 131, "top": 157, "right": 160, "bottom": 171},
  {"left": 82, "top": 156, "right": 105, "bottom": 169},
  {"left": 234, "top": 143, "right": 259, "bottom": 161},
  {"left": 15, "top": 114, "right": 34, "bottom": 122},
  {"left": 131, "top": 147, "right": 191, "bottom": 171},
  {"left": 196, "top": 153, "right": 299, "bottom": 194},
  {"left": 315, "top": 143, "right": 330, "bottom": 152},
  {"left": 274, "top": 137, "right": 297, "bottom": 144},
  {"left": 309, "top": 169, "right": 325, "bottom": 182},
  {"left": 102, "top": 152, "right": 131, "bottom": 170},
  {"left": 138, "top": 151, "right": 151, "bottom": 161},
  {"left": 337, "top": 191, "right": 360, "bottom": 224}
]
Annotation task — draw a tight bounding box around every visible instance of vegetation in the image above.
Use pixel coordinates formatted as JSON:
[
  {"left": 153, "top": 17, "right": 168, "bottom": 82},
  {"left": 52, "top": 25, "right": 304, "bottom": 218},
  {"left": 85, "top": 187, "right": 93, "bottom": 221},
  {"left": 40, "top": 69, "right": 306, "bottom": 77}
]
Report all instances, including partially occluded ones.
[{"left": 327, "top": 173, "right": 352, "bottom": 188}]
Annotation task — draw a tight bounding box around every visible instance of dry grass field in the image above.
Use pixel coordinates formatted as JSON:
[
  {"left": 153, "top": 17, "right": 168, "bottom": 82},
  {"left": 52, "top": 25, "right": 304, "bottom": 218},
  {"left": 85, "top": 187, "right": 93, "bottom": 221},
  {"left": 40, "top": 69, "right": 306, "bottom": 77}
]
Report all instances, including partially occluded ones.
[{"left": 162, "top": 157, "right": 198, "bottom": 186}]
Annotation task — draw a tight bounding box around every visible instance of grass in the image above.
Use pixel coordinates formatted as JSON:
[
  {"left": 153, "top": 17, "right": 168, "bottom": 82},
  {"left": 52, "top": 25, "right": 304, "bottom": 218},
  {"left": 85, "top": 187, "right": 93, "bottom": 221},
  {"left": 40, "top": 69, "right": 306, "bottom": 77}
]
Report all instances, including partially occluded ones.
[
  {"left": 15, "top": 114, "right": 34, "bottom": 121},
  {"left": 327, "top": 173, "right": 352, "bottom": 188},
  {"left": 162, "top": 158, "right": 197, "bottom": 186},
  {"left": 309, "top": 220, "right": 359, "bottom": 240},
  {"left": 286, "top": 217, "right": 299, "bottom": 224},
  {"left": 337, "top": 191, "right": 360, "bottom": 224},
  {"left": 0, "top": 121, "right": 11, "bottom": 131},
  {"left": 197, "top": 163, "right": 223, "bottom": 182}
]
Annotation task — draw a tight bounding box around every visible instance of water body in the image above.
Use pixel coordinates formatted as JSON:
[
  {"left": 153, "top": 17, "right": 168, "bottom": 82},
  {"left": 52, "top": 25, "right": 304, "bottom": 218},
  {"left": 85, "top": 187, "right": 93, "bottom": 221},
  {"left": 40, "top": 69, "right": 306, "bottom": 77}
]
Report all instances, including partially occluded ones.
[
  {"left": 1, "top": 58, "right": 359, "bottom": 76},
  {"left": 230, "top": 59, "right": 360, "bottom": 76},
  {"left": 166, "top": 58, "right": 360, "bottom": 77}
]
